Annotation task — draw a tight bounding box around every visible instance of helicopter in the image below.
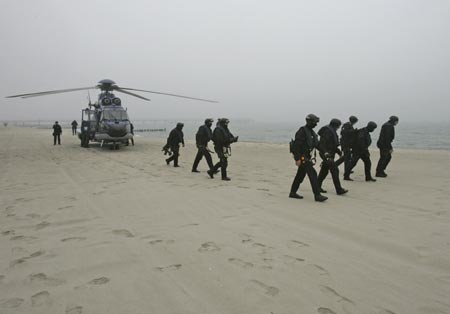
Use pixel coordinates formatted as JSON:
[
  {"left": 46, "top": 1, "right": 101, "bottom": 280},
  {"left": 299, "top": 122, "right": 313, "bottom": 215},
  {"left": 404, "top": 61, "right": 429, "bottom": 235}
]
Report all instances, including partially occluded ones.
[{"left": 6, "top": 79, "right": 218, "bottom": 149}]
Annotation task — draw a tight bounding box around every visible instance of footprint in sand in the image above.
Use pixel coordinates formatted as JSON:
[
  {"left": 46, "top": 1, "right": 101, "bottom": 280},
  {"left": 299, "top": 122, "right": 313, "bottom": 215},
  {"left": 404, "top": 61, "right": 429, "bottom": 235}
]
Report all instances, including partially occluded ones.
[
  {"left": 239, "top": 233, "right": 253, "bottom": 244},
  {"left": 287, "top": 240, "right": 310, "bottom": 248},
  {"left": 378, "top": 309, "right": 397, "bottom": 314},
  {"left": 88, "top": 277, "right": 110, "bottom": 285},
  {"left": 153, "top": 264, "right": 182, "bottom": 272},
  {"left": 31, "top": 291, "right": 51, "bottom": 307},
  {"left": 148, "top": 239, "right": 175, "bottom": 245},
  {"left": 198, "top": 242, "right": 220, "bottom": 252},
  {"left": 10, "top": 235, "right": 37, "bottom": 241},
  {"left": 317, "top": 307, "right": 337, "bottom": 314},
  {"left": 10, "top": 258, "right": 27, "bottom": 267},
  {"left": 228, "top": 258, "right": 254, "bottom": 268},
  {"left": 320, "top": 285, "right": 355, "bottom": 305},
  {"left": 282, "top": 255, "right": 305, "bottom": 264},
  {"left": 112, "top": 229, "right": 134, "bottom": 238},
  {"left": 29, "top": 273, "right": 65, "bottom": 286},
  {"left": 310, "top": 264, "right": 330, "bottom": 276},
  {"left": 29, "top": 249, "right": 46, "bottom": 258},
  {"left": 61, "top": 237, "right": 87, "bottom": 242},
  {"left": 250, "top": 280, "right": 279, "bottom": 296},
  {"left": 1, "top": 230, "right": 15, "bottom": 236},
  {"left": 0, "top": 298, "right": 24, "bottom": 309},
  {"left": 26, "top": 213, "right": 41, "bottom": 219},
  {"left": 35, "top": 221, "right": 50, "bottom": 230},
  {"left": 65, "top": 305, "right": 83, "bottom": 314}
]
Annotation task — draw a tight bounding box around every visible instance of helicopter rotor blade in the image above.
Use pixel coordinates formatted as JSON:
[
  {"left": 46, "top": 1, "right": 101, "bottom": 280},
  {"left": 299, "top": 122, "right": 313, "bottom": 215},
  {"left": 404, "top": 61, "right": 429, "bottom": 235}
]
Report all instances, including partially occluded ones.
[
  {"left": 118, "top": 87, "right": 218, "bottom": 103},
  {"left": 115, "top": 89, "right": 151, "bottom": 101},
  {"left": 6, "top": 87, "right": 97, "bottom": 99}
]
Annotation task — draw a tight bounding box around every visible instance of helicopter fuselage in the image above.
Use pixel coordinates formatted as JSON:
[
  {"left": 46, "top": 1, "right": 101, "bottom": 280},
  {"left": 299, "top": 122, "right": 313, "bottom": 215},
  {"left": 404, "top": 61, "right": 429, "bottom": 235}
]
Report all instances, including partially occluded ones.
[{"left": 80, "top": 92, "right": 133, "bottom": 147}]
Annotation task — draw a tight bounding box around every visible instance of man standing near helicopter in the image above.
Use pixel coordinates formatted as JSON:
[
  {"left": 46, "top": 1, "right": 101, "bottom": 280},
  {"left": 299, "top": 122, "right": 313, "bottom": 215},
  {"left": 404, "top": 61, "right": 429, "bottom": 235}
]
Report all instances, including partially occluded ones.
[
  {"left": 165, "top": 122, "right": 185, "bottom": 167},
  {"left": 52, "top": 121, "right": 62, "bottom": 145}
]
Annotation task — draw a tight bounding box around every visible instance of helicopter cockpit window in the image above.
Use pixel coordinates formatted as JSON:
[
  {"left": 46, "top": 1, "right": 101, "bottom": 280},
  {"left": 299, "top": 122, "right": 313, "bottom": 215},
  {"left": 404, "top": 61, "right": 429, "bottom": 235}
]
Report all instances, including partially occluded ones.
[{"left": 102, "top": 110, "right": 129, "bottom": 121}]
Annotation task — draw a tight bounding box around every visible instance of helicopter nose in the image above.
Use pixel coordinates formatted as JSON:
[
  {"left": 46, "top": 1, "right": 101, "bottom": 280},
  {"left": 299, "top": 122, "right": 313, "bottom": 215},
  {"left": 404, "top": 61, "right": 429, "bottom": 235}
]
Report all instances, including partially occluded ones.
[{"left": 106, "top": 122, "right": 127, "bottom": 137}]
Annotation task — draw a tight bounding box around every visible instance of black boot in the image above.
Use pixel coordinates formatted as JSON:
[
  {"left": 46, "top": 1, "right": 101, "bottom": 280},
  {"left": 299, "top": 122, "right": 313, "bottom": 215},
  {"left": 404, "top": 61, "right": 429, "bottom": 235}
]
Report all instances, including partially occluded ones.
[
  {"left": 337, "top": 188, "right": 348, "bottom": 195},
  {"left": 366, "top": 177, "right": 376, "bottom": 182},
  {"left": 376, "top": 172, "right": 387, "bottom": 178},
  {"left": 289, "top": 193, "right": 303, "bottom": 199},
  {"left": 315, "top": 194, "right": 328, "bottom": 202},
  {"left": 207, "top": 170, "right": 214, "bottom": 178}
]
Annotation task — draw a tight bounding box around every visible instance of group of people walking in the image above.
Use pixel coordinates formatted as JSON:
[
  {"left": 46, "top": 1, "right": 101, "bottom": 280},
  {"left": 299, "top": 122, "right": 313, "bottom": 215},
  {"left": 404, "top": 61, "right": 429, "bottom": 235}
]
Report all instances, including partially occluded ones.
[
  {"left": 289, "top": 114, "right": 399, "bottom": 202},
  {"left": 163, "top": 118, "right": 239, "bottom": 181},
  {"left": 56, "top": 115, "right": 399, "bottom": 203}
]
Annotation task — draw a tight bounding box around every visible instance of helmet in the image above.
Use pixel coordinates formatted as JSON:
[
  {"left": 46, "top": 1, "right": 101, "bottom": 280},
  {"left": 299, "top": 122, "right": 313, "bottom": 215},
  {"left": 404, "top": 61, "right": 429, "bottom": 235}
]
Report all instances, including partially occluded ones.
[
  {"left": 176, "top": 122, "right": 184, "bottom": 128},
  {"left": 219, "top": 118, "right": 230, "bottom": 125},
  {"left": 349, "top": 115, "right": 358, "bottom": 124},
  {"left": 305, "top": 114, "right": 320, "bottom": 123},
  {"left": 389, "top": 115, "right": 399, "bottom": 124},
  {"left": 330, "top": 118, "right": 342, "bottom": 128},
  {"left": 367, "top": 121, "right": 377, "bottom": 132},
  {"left": 204, "top": 118, "right": 214, "bottom": 124}
]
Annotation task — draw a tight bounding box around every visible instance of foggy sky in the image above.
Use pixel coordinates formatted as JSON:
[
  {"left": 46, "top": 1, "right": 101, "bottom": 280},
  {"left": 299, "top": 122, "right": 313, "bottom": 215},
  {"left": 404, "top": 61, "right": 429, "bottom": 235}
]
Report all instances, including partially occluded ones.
[{"left": 1, "top": 0, "right": 449, "bottom": 123}]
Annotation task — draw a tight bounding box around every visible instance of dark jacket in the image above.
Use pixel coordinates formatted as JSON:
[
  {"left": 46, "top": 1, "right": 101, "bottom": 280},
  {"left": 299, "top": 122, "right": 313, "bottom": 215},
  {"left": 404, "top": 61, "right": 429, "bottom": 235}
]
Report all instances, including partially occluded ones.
[
  {"left": 377, "top": 122, "right": 395, "bottom": 150},
  {"left": 292, "top": 126, "right": 319, "bottom": 161},
  {"left": 212, "top": 125, "right": 234, "bottom": 149},
  {"left": 355, "top": 127, "right": 372, "bottom": 152},
  {"left": 318, "top": 125, "right": 340, "bottom": 157},
  {"left": 196, "top": 124, "right": 213, "bottom": 147},
  {"left": 71, "top": 120, "right": 78, "bottom": 128},
  {"left": 53, "top": 124, "right": 62, "bottom": 135},
  {"left": 167, "top": 127, "right": 184, "bottom": 147},
  {"left": 340, "top": 122, "right": 357, "bottom": 149}
]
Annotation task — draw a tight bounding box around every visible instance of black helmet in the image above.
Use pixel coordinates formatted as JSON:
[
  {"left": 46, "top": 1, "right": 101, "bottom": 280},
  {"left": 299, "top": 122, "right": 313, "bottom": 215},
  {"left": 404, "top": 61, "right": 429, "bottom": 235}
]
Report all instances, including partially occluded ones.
[
  {"left": 204, "top": 118, "right": 214, "bottom": 124},
  {"left": 305, "top": 114, "right": 320, "bottom": 123},
  {"left": 330, "top": 118, "right": 342, "bottom": 128},
  {"left": 219, "top": 118, "right": 230, "bottom": 125},
  {"left": 367, "top": 121, "right": 377, "bottom": 132},
  {"left": 349, "top": 115, "right": 358, "bottom": 124},
  {"left": 389, "top": 115, "right": 399, "bottom": 123},
  {"left": 176, "top": 122, "right": 184, "bottom": 128}
]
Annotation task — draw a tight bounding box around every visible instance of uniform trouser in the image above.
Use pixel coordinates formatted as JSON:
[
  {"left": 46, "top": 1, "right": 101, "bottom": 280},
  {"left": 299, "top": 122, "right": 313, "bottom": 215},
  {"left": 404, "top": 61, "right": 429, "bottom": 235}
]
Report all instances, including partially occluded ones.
[
  {"left": 376, "top": 149, "right": 392, "bottom": 173},
  {"left": 166, "top": 146, "right": 180, "bottom": 166},
  {"left": 81, "top": 133, "right": 89, "bottom": 147},
  {"left": 318, "top": 160, "right": 343, "bottom": 192},
  {"left": 192, "top": 146, "right": 214, "bottom": 171},
  {"left": 290, "top": 161, "right": 320, "bottom": 196},
  {"left": 53, "top": 134, "right": 61, "bottom": 145},
  {"left": 72, "top": 128, "right": 77, "bottom": 135},
  {"left": 346, "top": 150, "right": 372, "bottom": 179},
  {"left": 212, "top": 149, "right": 228, "bottom": 179},
  {"left": 336, "top": 147, "right": 353, "bottom": 176}
]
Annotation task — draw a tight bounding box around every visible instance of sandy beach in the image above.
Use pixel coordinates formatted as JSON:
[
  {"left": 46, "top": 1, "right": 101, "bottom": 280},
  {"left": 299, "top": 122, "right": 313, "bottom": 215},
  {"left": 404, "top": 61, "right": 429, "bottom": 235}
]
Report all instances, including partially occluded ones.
[{"left": 0, "top": 126, "right": 449, "bottom": 314}]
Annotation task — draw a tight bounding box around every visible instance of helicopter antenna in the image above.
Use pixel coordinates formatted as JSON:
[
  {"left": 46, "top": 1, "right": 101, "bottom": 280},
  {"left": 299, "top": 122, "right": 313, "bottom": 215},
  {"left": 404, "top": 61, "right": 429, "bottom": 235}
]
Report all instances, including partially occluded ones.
[{"left": 87, "top": 91, "right": 92, "bottom": 107}]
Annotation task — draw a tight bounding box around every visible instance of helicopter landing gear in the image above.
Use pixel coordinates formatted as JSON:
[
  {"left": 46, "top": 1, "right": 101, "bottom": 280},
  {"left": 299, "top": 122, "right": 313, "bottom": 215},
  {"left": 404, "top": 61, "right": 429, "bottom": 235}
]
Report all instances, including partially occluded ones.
[{"left": 110, "top": 142, "right": 120, "bottom": 150}]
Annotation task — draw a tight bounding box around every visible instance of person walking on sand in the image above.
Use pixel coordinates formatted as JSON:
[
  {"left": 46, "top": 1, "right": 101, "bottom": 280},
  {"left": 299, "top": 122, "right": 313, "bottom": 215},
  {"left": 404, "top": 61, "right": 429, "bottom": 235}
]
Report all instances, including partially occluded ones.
[
  {"left": 289, "top": 114, "right": 327, "bottom": 202},
  {"left": 208, "top": 118, "right": 238, "bottom": 181},
  {"left": 71, "top": 120, "right": 78, "bottom": 135},
  {"left": 376, "top": 115, "right": 399, "bottom": 177},
  {"left": 192, "top": 118, "right": 215, "bottom": 173},
  {"left": 165, "top": 122, "right": 185, "bottom": 167},
  {"left": 317, "top": 118, "right": 348, "bottom": 195},
  {"left": 52, "top": 121, "right": 62, "bottom": 145},
  {"left": 344, "top": 121, "right": 377, "bottom": 182}
]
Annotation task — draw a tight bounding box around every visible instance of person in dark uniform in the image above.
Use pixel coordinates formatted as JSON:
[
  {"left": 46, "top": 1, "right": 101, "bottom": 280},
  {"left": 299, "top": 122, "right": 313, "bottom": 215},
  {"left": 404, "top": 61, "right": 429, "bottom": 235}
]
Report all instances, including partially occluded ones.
[
  {"left": 192, "top": 118, "right": 215, "bottom": 173},
  {"left": 289, "top": 114, "right": 328, "bottom": 202},
  {"left": 344, "top": 121, "right": 377, "bottom": 182},
  {"left": 80, "top": 120, "right": 90, "bottom": 147},
  {"left": 338, "top": 115, "right": 358, "bottom": 176},
  {"left": 317, "top": 119, "right": 348, "bottom": 195},
  {"left": 71, "top": 120, "right": 78, "bottom": 135},
  {"left": 52, "top": 121, "right": 62, "bottom": 145},
  {"left": 208, "top": 118, "right": 238, "bottom": 181},
  {"left": 376, "top": 116, "right": 399, "bottom": 177},
  {"left": 165, "top": 122, "right": 185, "bottom": 167},
  {"left": 130, "top": 122, "right": 135, "bottom": 146}
]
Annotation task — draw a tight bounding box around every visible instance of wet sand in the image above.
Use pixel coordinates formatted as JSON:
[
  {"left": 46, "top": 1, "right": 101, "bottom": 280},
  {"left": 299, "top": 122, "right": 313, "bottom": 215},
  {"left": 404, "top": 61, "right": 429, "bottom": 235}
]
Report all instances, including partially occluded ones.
[{"left": 1, "top": 127, "right": 449, "bottom": 314}]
